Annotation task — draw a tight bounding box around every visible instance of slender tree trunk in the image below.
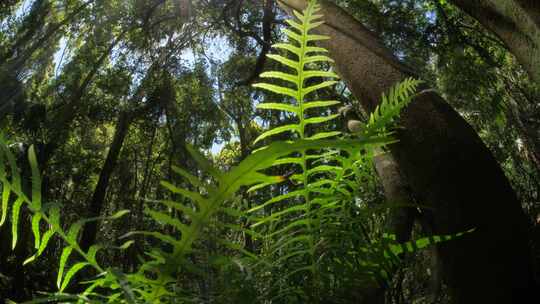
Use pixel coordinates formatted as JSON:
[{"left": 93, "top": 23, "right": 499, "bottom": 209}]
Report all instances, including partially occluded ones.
[
  {"left": 79, "top": 111, "right": 131, "bottom": 251},
  {"left": 373, "top": 152, "right": 416, "bottom": 244},
  {"left": 348, "top": 151, "right": 417, "bottom": 303},
  {"left": 448, "top": 0, "right": 540, "bottom": 86},
  {"left": 279, "top": 1, "right": 536, "bottom": 302}
]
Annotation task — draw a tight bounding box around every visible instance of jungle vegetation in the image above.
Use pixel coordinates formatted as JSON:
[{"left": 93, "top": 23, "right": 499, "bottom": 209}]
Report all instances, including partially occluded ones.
[{"left": 0, "top": 0, "right": 539, "bottom": 303}]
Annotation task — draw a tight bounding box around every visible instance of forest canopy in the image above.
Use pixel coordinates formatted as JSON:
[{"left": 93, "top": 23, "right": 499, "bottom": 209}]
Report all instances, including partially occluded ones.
[{"left": 0, "top": 0, "right": 539, "bottom": 303}]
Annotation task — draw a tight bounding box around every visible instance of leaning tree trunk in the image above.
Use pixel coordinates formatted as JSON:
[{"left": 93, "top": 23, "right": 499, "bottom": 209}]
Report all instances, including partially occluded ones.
[
  {"left": 279, "top": 1, "right": 536, "bottom": 303},
  {"left": 448, "top": 0, "right": 540, "bottom": 87}
]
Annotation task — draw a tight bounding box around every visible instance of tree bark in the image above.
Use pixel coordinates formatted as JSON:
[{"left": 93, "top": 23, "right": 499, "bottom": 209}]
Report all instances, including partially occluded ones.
[
  {"left": 448, "top": 0, "right": 540, "bottom": 86},
  {"left": 373, "top": 152, "right": 416, "bottom": 244},
  {"left": 79, "top": 111, "right": 131, "bottom": 252},
  {"left": 279, "top": 1, "right": 536, "bottom": 302}
]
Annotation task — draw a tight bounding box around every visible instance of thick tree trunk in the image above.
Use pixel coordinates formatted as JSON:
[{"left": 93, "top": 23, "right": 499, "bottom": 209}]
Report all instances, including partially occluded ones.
[
  {"left": 279, "top": 1, "right": 536, "bottom": 302},
  {"left": 79, "top": 111, "right": 131, "bottom": 251},
  {"left": 449, "top": 0, "right": 540, "bottom": 86}
]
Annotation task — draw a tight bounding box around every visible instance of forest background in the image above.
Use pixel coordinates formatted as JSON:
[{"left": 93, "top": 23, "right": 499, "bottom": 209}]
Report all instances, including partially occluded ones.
[{"left": 0, "top": 0, "right": 539, "bottom": 303}]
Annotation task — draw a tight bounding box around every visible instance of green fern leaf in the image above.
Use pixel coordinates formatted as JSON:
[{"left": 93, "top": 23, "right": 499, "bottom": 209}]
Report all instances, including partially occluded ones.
[
  {"left": 11, "top": 197, "right": 24, "bottom": 249},
  {"left": 60, "top": 262, "right": 90, "bottom": 292},
  {"left": 23, "top": 229, "right": 55, "bottom": 265},
  {"left": 253, "top": 124, "right": 300, "bottom": 144},
  {"left": 256, "top": 102, "right": 299, "bottom": 115},
  {"left": 252, "top": 83, "right": 298, "bottom": 98},
  {"left": 31, "top": 213, "right": 42, "bottom": 249},
  {"left": 1, "top": 182, "right": 10, "bottom": 226},
  {"left": 57, "top": 246, "right": 74, "bottom": 288}
]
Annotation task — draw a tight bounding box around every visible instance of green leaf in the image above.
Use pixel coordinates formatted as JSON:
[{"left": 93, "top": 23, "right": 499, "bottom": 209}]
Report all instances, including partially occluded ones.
[
  {"left": 283, "top": 28, "right": 302, "bottom": 44},
  {"left": 273, "top": 43, "right": 301, "bottom": 56},
  {"left": 172, "top": 165, "right": 206, "bottom": 189},
  {"left": 305, "top": 46, "right": 328, "bottom": 54},
  {"left": 67, "top": 221, "right": 83, "bottom": 242},
  {"left": 23, "top": 229, "right": 55, "bottom": 265},
  {"left": 304, "top": 114, "right": 340, "bottom": 125},
  {"left": 248, "top": 190, "right": 305, "bottom": 213},
  {"left": 253, "top": 83, "right": 298, "bottom": 98},
  {"left": 2, "top": 142, "right": 21, "bottom": 193},
  {"left": 57, "top": 246, "right": 74, "bottom": 288},
  {"left": 110, "top": 209, "right": 130, "bottom": 219},
  {"left": 303, "top": 71, "right": 338, "bottom": 80},
  {"left": 253, "top": 124, "right": 300, "bottom": 144},
  {"left": 266, "top": 54, "right": 300, "bottom": 71},
  {"left": 307, "top": 131, "right": 341, "bottom": 140},
  {"left": 48, "top": 205, "right": 61, "bottom": 230},
  {"left": 303, "top": 55, "right": 333, "bottom": 65},
  {"left": 303, "top": 100, "right": 340, "bottom": 110},
  {"left": 252, "top": 204, "right": 307, "bottom": 227},
  {"left": 307, "top": 165, "right": 342, "bottom": 177},
  {"left": 60, "top": 262, "right": 90, "bottom": 292},
  {"left": 285, "top": 19, "right": 303, "bottom": 32},
  {"left": 31, "top": 213, "right": 42, "bottom": 249},
  {"left": 119, "top": 240, "right": 135, "bottom": 250},
  {"left": 86, "top": 245, "right": 101, "bottom": 264},
  {"left": 267, "top": 219, "right": 311, "bottom": 238},
  {"left": 161, "top": 181, "right": 209, "bottom": 207},
  {"left": 257, "top": 102, "right": 299, "bottom": 115},
  {"left": 307, "top": 20, "right": 325, "bottom": 30},
  {"left": 293, "top": 9, "right": 305, "bottom": 23},
  {"left": 1, "top": 182, "right": 10, "bottom": 226},
  {"left": 155, "top": 199, "right": 197, "bottom": 220},
  {"left": 144, "top": 208, "right": 188, "bottom": 237},
  {"left": 260, "top": 71, "right": 299, "bottom": 86},
  {"left": 272, "top": 157, "right": 303, "bottom": 166},
  {"left": 303, "top": 81, "right": 338, "bottom": 96},
  {"left": 306, "top": 34, "right": 330, "bottom": 41},
  {"left": 11, "top": 197, "right": 24, "bottom": 249}
]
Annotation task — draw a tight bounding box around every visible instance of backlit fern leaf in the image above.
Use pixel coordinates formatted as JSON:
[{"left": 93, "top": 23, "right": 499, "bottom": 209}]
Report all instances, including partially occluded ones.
[
  {"left": 363, "top": 77, "right": 422, "bottom": 137},
  {"left": 0, "top": 134, "right": 131, "bottom": 301},
  {"left": 131, "top": 138, "right": 383, "bottom": 302},
  {"left": 248, "top": 1, "right": 351, "bottom": 300}
]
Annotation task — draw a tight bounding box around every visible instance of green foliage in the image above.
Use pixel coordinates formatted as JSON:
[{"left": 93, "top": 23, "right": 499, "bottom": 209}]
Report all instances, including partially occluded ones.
[
  {"left": 0, "top": 135, "right": 132, "bottom": 300},
  {"left": 0, "top": 1, "right": 473, "bottom": 303},
  {"left": 363, "top": 77, "right": 422, "bottom": 137}
]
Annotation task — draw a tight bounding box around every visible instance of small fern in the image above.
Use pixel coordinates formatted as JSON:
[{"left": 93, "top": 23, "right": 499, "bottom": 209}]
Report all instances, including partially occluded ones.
[{"left": 362, "top": 77, "right": 422, "bottom": 137}]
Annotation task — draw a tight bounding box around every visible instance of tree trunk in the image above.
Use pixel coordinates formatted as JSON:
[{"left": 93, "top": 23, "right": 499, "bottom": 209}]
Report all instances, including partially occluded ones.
[
  {"left": 79, "top": 111, "right": 131, "bottom": 251},
  {"left": 373, "top": 151, "right": 416, "bottom": 244},
  {"left": 448, "top": 0, "right": 540, "bottom": 86},
  {"left": 279, "top": 1, "right": 536, "bottom": 302}
]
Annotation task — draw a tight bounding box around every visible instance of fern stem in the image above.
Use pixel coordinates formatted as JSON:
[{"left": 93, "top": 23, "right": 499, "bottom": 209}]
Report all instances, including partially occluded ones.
[{"left": 296, "top": 2, "right": 320, "bottom": 300}]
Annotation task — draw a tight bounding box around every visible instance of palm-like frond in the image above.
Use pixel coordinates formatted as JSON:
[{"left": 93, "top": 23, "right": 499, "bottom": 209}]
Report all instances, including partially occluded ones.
[{"left": 0, "top": 135, "right": 132, "bottom": 300}]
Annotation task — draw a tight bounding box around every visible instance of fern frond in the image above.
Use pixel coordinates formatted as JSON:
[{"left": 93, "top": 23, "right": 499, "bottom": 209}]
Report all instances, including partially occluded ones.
[
  {"left": 132, "top": 137, "right": 386, "bottom": 302},
  {"left": 363, "top": 77, "right": 423, "bottom": 137},
  {"left": 0, "top": 134, "right": 132, "bottom": 300}
]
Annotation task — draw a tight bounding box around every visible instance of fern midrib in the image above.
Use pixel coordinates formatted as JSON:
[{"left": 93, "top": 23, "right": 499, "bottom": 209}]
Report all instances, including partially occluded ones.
[{"left": 297, "top": 3, "right": 320, "bottom": 296}]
